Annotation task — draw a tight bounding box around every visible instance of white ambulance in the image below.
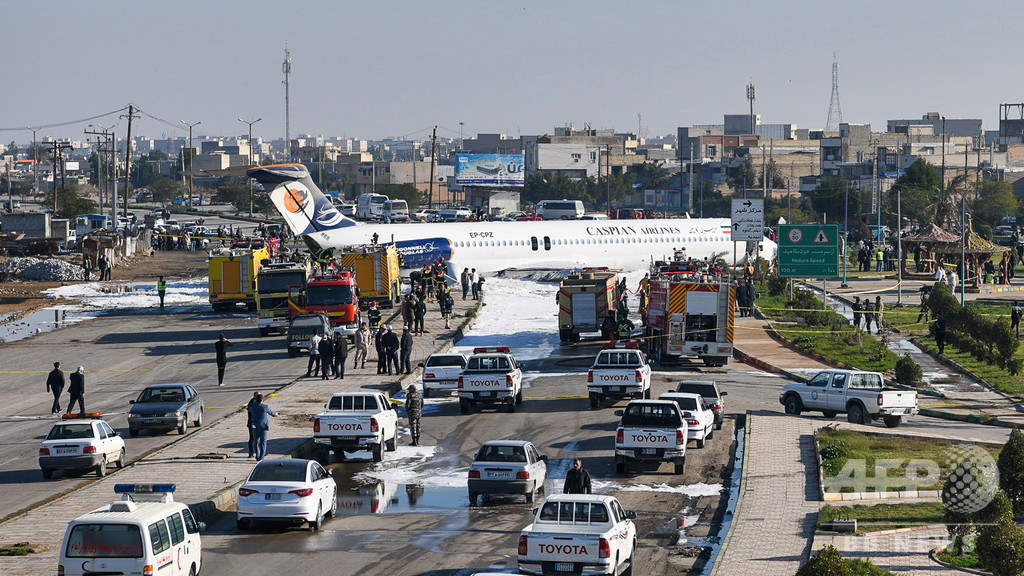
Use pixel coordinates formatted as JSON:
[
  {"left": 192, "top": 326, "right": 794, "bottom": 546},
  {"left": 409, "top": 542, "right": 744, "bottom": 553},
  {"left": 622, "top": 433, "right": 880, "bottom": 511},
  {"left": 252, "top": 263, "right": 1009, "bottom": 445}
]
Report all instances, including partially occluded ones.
[{"left": 58, "top": 484, "right": 203, "bottom": 576}]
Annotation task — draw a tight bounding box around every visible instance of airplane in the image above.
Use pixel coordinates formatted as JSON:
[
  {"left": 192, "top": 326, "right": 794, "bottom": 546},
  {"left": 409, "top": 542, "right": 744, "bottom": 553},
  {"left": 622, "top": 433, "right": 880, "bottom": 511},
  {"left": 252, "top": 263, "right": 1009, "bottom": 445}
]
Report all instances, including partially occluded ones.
[{"left": 248, "top": 163, "right": 778, "bottom": 276}]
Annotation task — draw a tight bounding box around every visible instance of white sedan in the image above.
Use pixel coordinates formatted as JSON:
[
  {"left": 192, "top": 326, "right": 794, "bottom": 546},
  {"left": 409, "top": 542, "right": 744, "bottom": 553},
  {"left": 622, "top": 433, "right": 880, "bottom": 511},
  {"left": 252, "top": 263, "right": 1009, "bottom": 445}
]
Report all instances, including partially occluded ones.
[
  {"left": 236, "top": 459, "right": 337, "bottom": 531},
  {"left": 659, "top": 392, "right": 715, "bottom": 448},
  {"left": 468, "top": 440, "right": 548, "bottom": 505},
  {"left": 39, "top": 414, "right": 126, "bottom": 479}
]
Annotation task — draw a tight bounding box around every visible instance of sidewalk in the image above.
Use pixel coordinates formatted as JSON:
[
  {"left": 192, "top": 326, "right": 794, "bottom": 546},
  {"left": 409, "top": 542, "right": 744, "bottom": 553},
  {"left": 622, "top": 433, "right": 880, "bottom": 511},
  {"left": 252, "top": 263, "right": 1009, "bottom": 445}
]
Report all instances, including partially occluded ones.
[{"left": 0, "top": 294, "right": 479, "bottom": 576}]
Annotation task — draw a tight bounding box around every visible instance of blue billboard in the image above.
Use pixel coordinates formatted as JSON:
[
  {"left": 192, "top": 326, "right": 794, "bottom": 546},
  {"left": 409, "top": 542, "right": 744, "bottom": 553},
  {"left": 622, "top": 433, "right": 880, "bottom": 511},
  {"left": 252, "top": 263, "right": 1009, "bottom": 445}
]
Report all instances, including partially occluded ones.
[{"left": 455, "top": 154, "right": 525, "bottom": 187}]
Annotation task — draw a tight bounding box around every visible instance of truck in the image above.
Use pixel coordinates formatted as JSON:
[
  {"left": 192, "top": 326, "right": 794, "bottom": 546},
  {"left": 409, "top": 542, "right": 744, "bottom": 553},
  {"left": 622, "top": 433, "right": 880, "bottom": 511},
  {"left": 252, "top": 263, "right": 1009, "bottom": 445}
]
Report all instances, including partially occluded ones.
[
  {"left": 614, "top": 399, "right": 687, "bottom": 474},
  {"left": 557, "top": 268, "right": 620, "bottom": 343},
  {"left": 779, "top": 369, "right": 919, "bottom": 428},
  {"left": 313, "top": 392, "right": 399, "bottom": 462},
  {"left": 288, "top": 271, "right": 361, "bottom": 340},
  {"left": 457, "top": 346, "right": 523, "bottom": 414},
  {"left": 518, "top": 494, "right": 637, "bottom": 576},
  {"left": 256, "top": 262, "right": 311, "bottom": 336},
  {"left": 339, "top": 244, "right": 401, "bottom": 309},
  {"left": 208, "top": 246, "right": 269, "bottom": 311},
  {"left": 587, "top": 342, "right": 652, "bottom": 409},
  {"left": 645, "top": 264, "right": 734, "bottom": 366}
]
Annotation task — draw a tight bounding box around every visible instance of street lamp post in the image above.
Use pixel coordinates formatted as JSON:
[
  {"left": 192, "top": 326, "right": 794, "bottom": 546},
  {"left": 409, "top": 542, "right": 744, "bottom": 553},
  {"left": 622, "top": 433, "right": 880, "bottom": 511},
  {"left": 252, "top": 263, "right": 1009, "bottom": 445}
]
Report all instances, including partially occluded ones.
[
  {"left": 181, "top": 120, "right": 201, "bottom": 210},
  {"left": 25, "top": 126, "right": 39, "bottom": 199},
  {"left": 238, "top": 117, "right": 262, "bottom": 217},
  {"left": 459, "top": 122, "right": 464, "bottom": 151}
]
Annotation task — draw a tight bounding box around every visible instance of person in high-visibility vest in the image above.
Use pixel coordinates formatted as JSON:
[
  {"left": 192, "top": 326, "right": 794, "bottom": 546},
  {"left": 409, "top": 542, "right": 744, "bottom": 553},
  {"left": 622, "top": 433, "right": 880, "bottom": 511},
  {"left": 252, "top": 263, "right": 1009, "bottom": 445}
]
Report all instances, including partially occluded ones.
[
  {"left": 367, "top": 301, "right": 382, "bottom": 330},
  {"left": 157, "top": 276, "right": 167, "bottom": 309}
]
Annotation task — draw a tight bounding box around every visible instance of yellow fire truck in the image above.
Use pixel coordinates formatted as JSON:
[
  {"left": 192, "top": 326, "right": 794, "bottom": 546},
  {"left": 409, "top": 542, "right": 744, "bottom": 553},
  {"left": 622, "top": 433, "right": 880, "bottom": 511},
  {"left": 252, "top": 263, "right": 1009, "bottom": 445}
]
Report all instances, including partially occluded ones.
[
  {"left": 645, "top": 261, "right": 734, "bottom": 367},
  {"left": 208, "top": 247, "right": 268, "bottom": 311},
  {"left": 339, "top": 244, "right": 401, "bottom": 309}
]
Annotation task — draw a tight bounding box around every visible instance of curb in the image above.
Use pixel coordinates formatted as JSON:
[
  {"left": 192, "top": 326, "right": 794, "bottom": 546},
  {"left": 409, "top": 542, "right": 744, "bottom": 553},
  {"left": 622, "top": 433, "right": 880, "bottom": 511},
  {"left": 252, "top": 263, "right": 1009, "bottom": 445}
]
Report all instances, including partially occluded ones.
[
  {"left": 708, "top": 411, "right": 752, "bottom": 576},
  {"left": 929, "top": 548, "right": 990, "bottom": 575}
]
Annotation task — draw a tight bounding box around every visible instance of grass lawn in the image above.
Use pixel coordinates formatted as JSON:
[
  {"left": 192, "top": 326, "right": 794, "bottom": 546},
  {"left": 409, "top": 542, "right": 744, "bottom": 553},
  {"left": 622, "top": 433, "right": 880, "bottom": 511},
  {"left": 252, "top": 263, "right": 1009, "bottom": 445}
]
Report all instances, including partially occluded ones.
[
  {"left": 818, "top": 502, "right": 947, "bottom": 533},
  {"left": 817, "top": 428, "right": 1001, "bottom": 492},
  {"left": 914, "top": 337, "right": 1024, "bottom": 396},
  {"left": 935, "top": 549, "right": 982, "bottom": 569}
]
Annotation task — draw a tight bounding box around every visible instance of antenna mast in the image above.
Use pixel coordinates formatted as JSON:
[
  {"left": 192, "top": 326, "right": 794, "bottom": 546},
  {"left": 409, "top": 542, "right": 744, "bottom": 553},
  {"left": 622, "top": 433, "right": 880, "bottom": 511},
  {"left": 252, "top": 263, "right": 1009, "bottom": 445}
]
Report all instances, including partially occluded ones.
[
  {"left": 283, "top": 46, "right": 292, "bottom": 161},
  {"left": 826, "top": 53, "right": 843, "bottom": 131}
]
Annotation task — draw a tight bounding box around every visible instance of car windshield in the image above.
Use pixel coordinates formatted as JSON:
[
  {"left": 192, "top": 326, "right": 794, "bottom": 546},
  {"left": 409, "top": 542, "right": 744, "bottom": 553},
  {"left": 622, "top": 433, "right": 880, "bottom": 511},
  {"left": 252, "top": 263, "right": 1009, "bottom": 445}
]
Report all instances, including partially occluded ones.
[
  {"left": 292, "top": 316, "right": 326, "bottom": 329},
  {"left": 476, "top": 444, "right": 526, "bottom": 463},
  {"left": 467, "top": 356, "right": 510, "bottom": 370},
  {"left": 307, "top": 284, "right": 353, "bottom": 306},
  {"left": 47, "top": 424, "right": 93, "bottom": 440},
  {"left": 427, "top": 356, "right": 466, "bottom": 368},
  {"left": 597, "top": 352, "right": 641, "bottom": 366},
  {"left": 248, "top": 461, "right": 307, "bottom": 482},
  {"left": 257, "top": 271, "right": 306, "bottom": 293},
  {"left": 137, "top": 388, "right": 185, "bottom": 403}
]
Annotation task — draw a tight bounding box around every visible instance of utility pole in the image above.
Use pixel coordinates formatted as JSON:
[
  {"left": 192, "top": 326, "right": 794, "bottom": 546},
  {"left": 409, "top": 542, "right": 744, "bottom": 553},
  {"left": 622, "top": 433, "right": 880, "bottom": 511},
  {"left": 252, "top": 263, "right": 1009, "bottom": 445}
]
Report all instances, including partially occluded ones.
[
  {"left": 181, "top": 120, "right": 201, "bottom": 209},
  {"left": 428, "top": 126, "right": 437, "bottom": 209},
  {"left": 47, "top": 142, "right": 73, "bottom": 213},
  {"left": 121, "top": 104, "right": 139, "bottom": 219},
  {"left": 239, "top": 117, "right": 263, "bottom": 217},
  {"left": 26, "top": 127, "right": 40, "bottom": 200},
  {"left": 688, "top": 144, "right": 694, "bottom": 215},
  {"left": 606, "top": 145, "right": 611, "bottom": 212},
  {"left": 746, "top": 83, "right": 756, "bottom": 135},
  {"left": 283, "top": 47, "right": 292, "bottom": 162}
]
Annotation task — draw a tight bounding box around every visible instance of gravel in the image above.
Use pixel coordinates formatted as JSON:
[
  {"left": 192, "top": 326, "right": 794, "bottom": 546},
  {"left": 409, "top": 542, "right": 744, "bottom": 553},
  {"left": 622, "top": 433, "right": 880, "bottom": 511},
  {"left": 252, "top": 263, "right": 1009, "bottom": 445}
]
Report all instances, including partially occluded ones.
[{"left": 0, "top": 257, "right": 85, "bottom": 282}]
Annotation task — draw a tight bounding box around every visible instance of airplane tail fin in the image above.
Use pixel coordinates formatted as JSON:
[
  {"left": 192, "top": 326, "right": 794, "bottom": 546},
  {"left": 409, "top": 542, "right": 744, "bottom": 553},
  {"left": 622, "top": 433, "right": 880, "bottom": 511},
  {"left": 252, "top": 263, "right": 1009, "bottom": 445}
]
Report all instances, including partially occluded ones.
[{"left": 246, "top": 163, "right": 356, "bottom": 237}]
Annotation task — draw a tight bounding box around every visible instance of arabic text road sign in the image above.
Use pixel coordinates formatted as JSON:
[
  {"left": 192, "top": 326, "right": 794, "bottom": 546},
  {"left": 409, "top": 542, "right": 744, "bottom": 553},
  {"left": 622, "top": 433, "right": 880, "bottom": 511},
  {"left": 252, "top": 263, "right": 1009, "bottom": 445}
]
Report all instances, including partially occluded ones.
[
  {"left": 778, "top": 224, "right": 839, "bottom": 278},
  {"left": 731, "top": 198, "right": 764, "bottom": 242}
]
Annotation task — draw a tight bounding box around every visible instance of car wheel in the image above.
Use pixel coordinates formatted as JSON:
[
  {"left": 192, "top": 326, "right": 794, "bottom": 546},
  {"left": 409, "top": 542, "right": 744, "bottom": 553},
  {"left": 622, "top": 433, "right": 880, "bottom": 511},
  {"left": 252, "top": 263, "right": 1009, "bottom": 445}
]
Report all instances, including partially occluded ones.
[
  {"left": 129, "top": 428, "right": 139, "bottom": 437},
  {"left": 259, "top": 327, "right": 270, "bottom": 337},
  {"left": 643, "top": 388, "right": 651, "bottom": 400},
  {"left": 784, "top": 395, "right": 802, "bottom": 415},
  {"left": 526, "top": 485, "right": 535, "bottom": 503},
  {"left": 327, "top": 489, "right": 338, "bottom": 518},
  {"left": 116, "top": 448, "right": 125, "bottom": 469},
  {"left": 515, "top": 391, "right": 523, "bottom": 405},
  {"left": 194, "top": 409, "right": 203, "bottom": 427},
  {"left": 237, "top": 518, "right": 249, "bottom": 531},
  {"left": 622, "top": 541, "right": 637, "bottom": 576},
  {"left": 468, "top": 491, "right": 477, "bottom": 507},
  {"left": 423, "top": 388, "right": 431, "bottom": 399},
  {"left": 41, "top": 468, "right": 53, "bottom": 480},
  {"left": 309, "top": 503, "right": 323, "bottom": 531},
  {"left": 372, "top": 443, "right": 383, "bottom": 462},
  {"left": 178, "top": 419, "right": 188, "bottom": 435},
  {"left": 386, "top": 431, "right": 397, "bottom": 451},
  {"left": 883, "top": 415, "right": 903, "bottom": 428},
  {"left": 459, "top": 399, "right": 470, "bottom": 414},
  {"left": 674, "top": 457, "right": 686, "bottom": 475},
  {"left": 707, "top": 427, "right": 714, "bottom": 440},
  {"left": 847, "top": 403, "right": 867, "bottom": 425},
  {"left": 696, "top": 433, "right": 706, "bottom": 449},
  {"left": 288, "top": 347, "right": 297, "bottom": 358},
  {"left": 507, "top": 398, "right": 516, "bottom": 413},
  {"left": 95, "top": 457, "right": 107, "bottom": 478},
  {"left": 189, "top": 565, "right": 197, "bottom": 576},
  {"left": 715, "top": 418, "right": 723, "bottom": 430},
  {"left": 589, "top": 392, "right": 600, "bottom": 410},
  {"left": 615, "top": 455, "right": 626, "bottom": 474}
]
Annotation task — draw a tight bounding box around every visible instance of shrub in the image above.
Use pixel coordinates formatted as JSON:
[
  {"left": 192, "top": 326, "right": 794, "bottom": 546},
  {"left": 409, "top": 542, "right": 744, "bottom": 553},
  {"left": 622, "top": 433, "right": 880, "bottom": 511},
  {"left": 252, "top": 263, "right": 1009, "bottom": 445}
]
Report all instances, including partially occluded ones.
[
  {"left": 894, "top": 353, "right": 923, "bottom": 387},
  {"left": 796, "top": 545, "right": 852, "bottom": 576},
  {"left": 998, "top": 429, "right": 1024, "bottom": 519},
  {"left": 976, "top": 520, "right": 1024, "bottom": 576},
  {"left": 766, "top": 274, "right": 788, "bottom": 297}
]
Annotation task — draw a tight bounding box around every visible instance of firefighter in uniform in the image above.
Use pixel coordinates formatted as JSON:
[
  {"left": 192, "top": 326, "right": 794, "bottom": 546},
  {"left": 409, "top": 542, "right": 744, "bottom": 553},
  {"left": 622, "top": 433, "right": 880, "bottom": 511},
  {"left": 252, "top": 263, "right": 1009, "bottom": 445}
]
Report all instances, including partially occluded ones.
[
  {"left": 637, "top": 288, "right": 648, "bottom": 327},
  {"left": 421, "top": 265, "right": 434, "bottom": 302},
  {"left": 616, "top": 314, "right": 635, "bottom": 343},
  {"left": 367, "top": 301, "right": 382, "bottom": 330}
]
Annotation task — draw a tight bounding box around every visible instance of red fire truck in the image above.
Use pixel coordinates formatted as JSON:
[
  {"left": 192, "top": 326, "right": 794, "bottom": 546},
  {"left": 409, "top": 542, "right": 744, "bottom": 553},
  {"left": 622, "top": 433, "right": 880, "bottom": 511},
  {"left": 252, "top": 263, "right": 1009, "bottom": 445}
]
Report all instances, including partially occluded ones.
[
  {"left": 288, "top": 272, "right": 361, "bottom": 340},
  {"left": 645, "top": 269, "right": 734, "bottom": 367}
]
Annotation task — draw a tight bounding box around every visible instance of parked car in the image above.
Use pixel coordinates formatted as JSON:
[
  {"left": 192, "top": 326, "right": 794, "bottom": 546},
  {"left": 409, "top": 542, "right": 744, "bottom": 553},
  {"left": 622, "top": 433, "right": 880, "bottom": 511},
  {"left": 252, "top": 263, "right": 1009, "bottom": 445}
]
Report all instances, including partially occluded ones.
[
  {"left": 128, "top": 383, "right": 204, "bottom": 436},
  {"left": 236, "top": 459, "right": 337, "bottom": 531},
  {"left": 39, "top": 413, "right": 126, "bottom": 479},
  {"left": 3, "top": 199, "right": 22, "bottom": 211},
  {"left": 780, "top": 369, "right": 919, "bottom": 427},
  {"left": 288, "top": 313, "right": 332, "bottom": 357},
  {"left": 658, "top": 392, "right": 715, "bottom": 448},
  {"left": 419, "top": 352, "right": 467, "bottom": 397},
  {"left": 675, "top": 380, "right": 727, "bottom": 430},
  {"left": 468, "top": 440, "right": 548, "bottom": 505},
  {"left": 516, "top": 213, "right": 542, "bottom": 221}
]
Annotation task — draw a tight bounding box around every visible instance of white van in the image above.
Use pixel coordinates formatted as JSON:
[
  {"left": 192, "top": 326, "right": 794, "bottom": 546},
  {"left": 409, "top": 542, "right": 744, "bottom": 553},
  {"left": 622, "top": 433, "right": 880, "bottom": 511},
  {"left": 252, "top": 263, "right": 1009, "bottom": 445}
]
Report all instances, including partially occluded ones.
[
  {"left": 59, "top": 484, "right": 203, "bottom": 576},
  {"left": 382, "top": 199, "right": 409, "bottom": 222},
  {"left": 536, "top": 199, "right": 584, "bottom": 220},
  {"left": 438, "top": 208, "right": 473, "bottom": 222},
  {"left": 356, "top": 193, "right": 389, "bottom": 220}
]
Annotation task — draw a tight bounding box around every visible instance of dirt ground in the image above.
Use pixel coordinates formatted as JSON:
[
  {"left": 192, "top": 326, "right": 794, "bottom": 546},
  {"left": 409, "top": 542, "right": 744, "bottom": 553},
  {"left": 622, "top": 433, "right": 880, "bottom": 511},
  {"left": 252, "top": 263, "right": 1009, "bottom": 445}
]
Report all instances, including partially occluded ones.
[{"left": 0, "top": 250, "right": 208, "bottom": 320}]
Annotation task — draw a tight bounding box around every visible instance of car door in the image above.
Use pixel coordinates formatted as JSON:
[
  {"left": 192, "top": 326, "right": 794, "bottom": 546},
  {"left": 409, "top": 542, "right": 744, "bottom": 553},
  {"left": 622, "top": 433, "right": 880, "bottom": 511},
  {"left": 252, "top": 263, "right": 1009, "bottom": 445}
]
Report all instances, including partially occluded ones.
[
  {"left": 803, "top": 372, "right": 832, "bottom": 409},
  {"left": 826, "top": 373, "right": 848, "bottom": 412},
  {"left": 312, "top": 462, "right": 332, "bottom": 510},
  {"left": 100, "top": 421, "right": 120, "bottom": 460},
  {"left": 698, "top": 397, "right": 712, "bottom": 433},
  {"left": 527, "top": 444, "right": 545, "bottom": 484},
  {"left": 187, "top": 385, "right": 202, "bottom": 419},
  {"left": 93, "top": 422, "right": 112, "bottom": 460}
]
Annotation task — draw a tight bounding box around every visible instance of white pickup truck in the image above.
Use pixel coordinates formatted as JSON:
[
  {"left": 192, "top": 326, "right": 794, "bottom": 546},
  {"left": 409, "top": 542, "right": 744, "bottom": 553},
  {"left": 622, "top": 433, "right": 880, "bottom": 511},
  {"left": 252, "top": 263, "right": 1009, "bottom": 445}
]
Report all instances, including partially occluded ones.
[
  {"left": 587, "top": 343, "right": 652, "bottom": 409},
  {"left": 779, "top": 369, "right": 919, "bottom": 428},
  {"left": 518, "top": 494, "right": 637, "bottom": 576},
  {"left": 313, "top": 392, "right": 399, "bottom": 462},
  {"left": 457, "top": 347, "right": 523, "bottom": 414},
  {"left": 614, "top": 399, "right": 687, "bottom": 474}
]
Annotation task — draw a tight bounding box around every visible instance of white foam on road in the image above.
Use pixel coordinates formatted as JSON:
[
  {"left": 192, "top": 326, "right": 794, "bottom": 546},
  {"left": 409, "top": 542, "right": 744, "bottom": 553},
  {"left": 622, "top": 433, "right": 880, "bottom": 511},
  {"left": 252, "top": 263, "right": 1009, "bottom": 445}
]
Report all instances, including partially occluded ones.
[
  {"left": 452, "top": 277, "right": 560, "bottom": 361},
  {"left": 45, "top": 277, "right": 209, "bottom": 310},
  {"left": 353, "top": 445, "right": 470, "bottom": 488}
]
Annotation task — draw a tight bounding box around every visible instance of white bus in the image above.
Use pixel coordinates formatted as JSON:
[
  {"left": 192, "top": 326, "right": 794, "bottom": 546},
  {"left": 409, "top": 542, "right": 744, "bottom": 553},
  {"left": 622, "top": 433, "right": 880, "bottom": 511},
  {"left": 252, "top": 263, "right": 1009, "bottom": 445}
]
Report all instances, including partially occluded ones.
[
  {"left": 356, "top": 193, "right": 389, "bottom": 220},
  {"left": 536, "top": 199, "right": 584, "bottom": 220},
  {"left": 382, "top": 199, "right": 409, "bottom": 222}
]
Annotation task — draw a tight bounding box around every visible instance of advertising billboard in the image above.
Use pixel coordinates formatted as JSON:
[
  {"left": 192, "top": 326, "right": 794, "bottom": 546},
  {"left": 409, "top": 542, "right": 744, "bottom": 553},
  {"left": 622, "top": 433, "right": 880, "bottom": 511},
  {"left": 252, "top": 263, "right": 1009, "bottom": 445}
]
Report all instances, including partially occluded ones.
[{"left": 455, "top": 154, "right": 524, "bottom": 187}]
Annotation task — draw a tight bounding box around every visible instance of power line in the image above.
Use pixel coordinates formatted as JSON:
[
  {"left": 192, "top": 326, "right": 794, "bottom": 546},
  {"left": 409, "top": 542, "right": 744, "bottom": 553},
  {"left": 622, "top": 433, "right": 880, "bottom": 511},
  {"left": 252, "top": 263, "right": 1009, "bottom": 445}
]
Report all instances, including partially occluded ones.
[{"left": 1, "top": 107, "right": 128, "bottom": 132}]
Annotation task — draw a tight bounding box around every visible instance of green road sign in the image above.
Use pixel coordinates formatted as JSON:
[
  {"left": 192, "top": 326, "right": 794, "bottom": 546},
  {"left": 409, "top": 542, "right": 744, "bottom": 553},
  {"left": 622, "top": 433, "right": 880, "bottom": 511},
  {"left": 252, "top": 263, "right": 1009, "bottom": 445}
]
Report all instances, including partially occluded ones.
[{"left": 778, "top": 224, "right": 839, "bottom": 278}]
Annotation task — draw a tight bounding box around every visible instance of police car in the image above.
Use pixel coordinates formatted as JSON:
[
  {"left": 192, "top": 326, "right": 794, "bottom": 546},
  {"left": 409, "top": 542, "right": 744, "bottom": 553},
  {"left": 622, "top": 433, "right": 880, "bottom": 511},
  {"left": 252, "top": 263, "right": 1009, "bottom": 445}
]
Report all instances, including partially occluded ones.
[
  {"left": 39, "top": 413, "right": 126, "bottom": 479},
  {"left": 59, "top": 484, "right": 203, "bottom": 576}
]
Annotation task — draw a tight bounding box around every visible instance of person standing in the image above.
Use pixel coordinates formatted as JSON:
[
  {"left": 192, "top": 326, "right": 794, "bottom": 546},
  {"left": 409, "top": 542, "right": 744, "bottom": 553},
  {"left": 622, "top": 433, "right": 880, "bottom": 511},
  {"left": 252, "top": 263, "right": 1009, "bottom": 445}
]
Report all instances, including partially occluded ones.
[
  {"left": 400, "top": 326, "right": 414, "bottom": 375},
  {"left": 935, "top": 310, "right": 947, "bottom": 354},
  {"left": 81, "top": 254, "right": 91, "bottom": 281},
  {"left": 401, "top": 294, "right": 414, "bottom": 329},
  {"left": 874, "top": 296, "right": 884, "bottom": 332},
  {"left": 96, "top": 255, "right": 107, "bottom": 281},
  {"left": 470, "top": 268, "right": 480, "bottom": 300},
  {"left": 440, "top": 287, "right": 454, "bottom": 329},
  {"left": 334, "top": 332, "right": 348, "bottom": 379},
  {"left": 1013, "top": 302, "right": 1022, "bottom": 338},
  {"left": 306, "top": 330, "right": 322, "bottom": 377},
  {"left": 46, "top": 361, "right": 65, "bottom": 415},
  {"left": 405, "top": 384, "right": 423, "bottom": 446},
  {"left": 862, "top": 301, "right": 874, "bottom": 334},
  {"left": 375, "top": 325, "right": 388, "bottom": 374},
  {"left": 413, "top": 295, "right": 427, "bottom": 335},
  {"left": 353, "top": 322, "right": 369, "bottom": 369},
  {"left": 852, "top": 297, "right": 862, "bottom": 330},
  {"left": 211, "top": 334, "right": 232, "bottom": 385},
  {"left": 563, "top": 458, "right": 592, "bottom": 494},
  {"left": 245, "top": 391, "right": 259, "bottom": 458},
  {"left": 246, "top": 393, "right": 278, "bottom": 461},
  {"left": 319, "top": 331, "right": 335, "bottom": 380},
  {"left": 157, "top": 276, "right": 167, "bottom": 309},
  {"left": 875, "top": 246, "right": 884, "bottom": 272},
  {"left": 461, "top": 268, "right": 470, "bottom": 300},
  {"left": 66, "top": 366, "right": 85, "bottom": 414},
  {"left": 367, "top": 301, "right": 382, "bottom": 331},
  {"left": 383, "top": 325, "right": 400, "bottom": 376}
]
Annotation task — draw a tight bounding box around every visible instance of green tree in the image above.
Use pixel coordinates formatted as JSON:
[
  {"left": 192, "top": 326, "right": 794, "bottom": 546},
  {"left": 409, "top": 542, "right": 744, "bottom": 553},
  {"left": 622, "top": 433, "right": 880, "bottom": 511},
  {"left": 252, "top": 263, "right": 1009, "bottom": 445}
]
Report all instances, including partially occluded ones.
[
  {"left": 634, "top": 162, "right": 671, "bottom": 191},
  {"left": 888, "top": 158, "right": 949, "bottom": 227},
  {"left": 795, "top": 545, "right": 851, "bottom": 576},
  {"left": 699, "top": 189, "right": 731, "bottom": 218},
  {"left": 726, "top": 156, "right": 757, "bottom": 194},
  {"left": 150, "top": 177, "right": 183, "bottom": 208},
  {"left": 54, "top": 184, "right": 98, "bottom": 219},
  {"left": 971, "top": 181, "right": 1016, "bottom": 228},
  {"left": 218, "top": 177, "right": 252, "bottom": 214},
  {"left": 377, "top": 183, "right": 421, "bottom": 210},
  {"left": 758, "top": 160, "right": 785, "bottom": 190},
  {"left": 522, "top": 171, "right": 586, "bottom": 206},
  {"left": 976, "top": 517, "right": 1024, "bottom": 576},
  {"left": 585, "top": 173, "right": 634, "bottom": 209},
  {"left": 810, "top": 176, "right": 858, "bottom": 226},
  {"left": 998, "top": 428, "right": 1024, "bottom": 518}
]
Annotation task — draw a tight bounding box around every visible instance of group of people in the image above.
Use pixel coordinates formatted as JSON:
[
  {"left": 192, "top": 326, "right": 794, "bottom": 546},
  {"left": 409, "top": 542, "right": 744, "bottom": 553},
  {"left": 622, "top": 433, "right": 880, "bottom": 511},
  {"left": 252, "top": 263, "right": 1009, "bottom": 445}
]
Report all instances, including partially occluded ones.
[
  {"left": 850, "top": 295, "right": 884, "bottom": 334},
  {"left": 81, "top": 254, "right": 113, "bottom": 281},
  {"left": 459, "top": 267, "right": 483, "bottom": 300},
  {"left": 736, "top": 279, "right": 757, "bottom": 318},
  {"left": 856, "top": 240, "right": 897, "bottom": 273},
  {"left": 45, "top": 362, "right": 87, "bottom": 415},
  {"left": 304, "top": 329, "right": 351, "bottom": 379}
]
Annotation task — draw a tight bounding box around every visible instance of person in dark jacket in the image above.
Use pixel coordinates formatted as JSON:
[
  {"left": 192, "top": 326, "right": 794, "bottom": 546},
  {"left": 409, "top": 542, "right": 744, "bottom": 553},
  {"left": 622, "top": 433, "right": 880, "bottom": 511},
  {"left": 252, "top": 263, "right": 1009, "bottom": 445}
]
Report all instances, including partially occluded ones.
[
  {"left": 245, "top": 391, "right": 259, "bottom": 458},
  {"left": 413, "top": 295, "right": 427, "bottom": 335},
  {"left": 319, "top": 331, "right": 335, "bottom": 380},
  {"left": 334, "top": 332, "right": 348, "bottom": 379},
  {"left": 852, "top": 297, "right": 862, "bottom": 330},
  {"left": 440, "top": 288, "right": 454, "bottom": 329},
  {"left": 601, "top": 313, "right": 617, "bottom": 342},
  {"left": 215, "top": 334, "right": 232, "bottom": 385},
  {"left": 405, "top": 384, "right": 423, "bottom": 446},
  {"left": 367, "top": 301, "right": 382, "bottom": 330},
  {"left": 400, "top": 326, "right": 414, "bottom": 374},
  {"left": 375, "top": 325, "right": 388, "bottom": 374},
  {"left": 935, "top": 310, "right": 947, "bottom": 354},
  {"left": 382, "top": 325, "right": 401, "bottom": 376},
  {"left": 401, "top": 294, "right": 414, "bottom": 329},
  {"left": 461, "top": 268, "right": 471, "bottom": 300},
  {"left": 247, "top": 393, "right": 278, "bottom": 461},
  {"left": 563, "top": 458, "right": 592, "bottom": 494},
  {"left": 66, "top": 366, "right": 86, "bottom": 414},
  {"left": 46, "top": 361, "right": 65, "bottom": 415}
]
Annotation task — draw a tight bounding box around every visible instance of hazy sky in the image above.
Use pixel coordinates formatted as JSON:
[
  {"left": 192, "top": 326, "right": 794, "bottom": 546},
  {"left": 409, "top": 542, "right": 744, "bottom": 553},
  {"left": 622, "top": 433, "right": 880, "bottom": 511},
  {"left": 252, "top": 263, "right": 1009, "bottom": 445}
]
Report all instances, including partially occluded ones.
[{"left": 4, "top": 0, "right": 1022, "bottom": 146}]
